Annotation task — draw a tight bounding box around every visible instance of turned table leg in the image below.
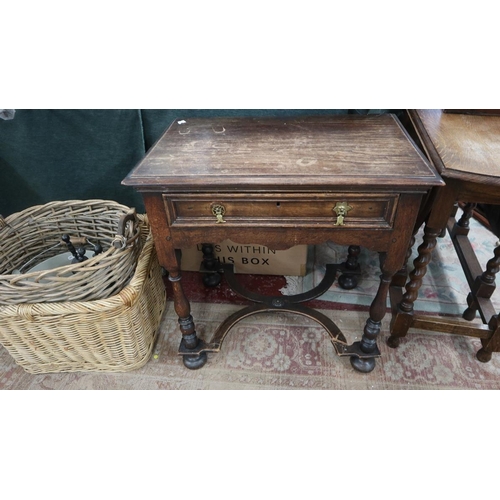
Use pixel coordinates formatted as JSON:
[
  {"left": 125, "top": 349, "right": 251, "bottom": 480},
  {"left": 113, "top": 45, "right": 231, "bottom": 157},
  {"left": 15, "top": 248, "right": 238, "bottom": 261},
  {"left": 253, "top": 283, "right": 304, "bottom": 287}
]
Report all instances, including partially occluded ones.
[
  {"left": 455, "top": 202, "right": 477, "bottom": 235},
  {"left": 338, "top": 245, "right": 361, "bottom": 290},
  {"left": 391, "top": 233, "right": 417, "bottom": 288},
  {"left": 168, "top": 269, "right": 208, "bottom": 369},
  {"left": 351, "top": 271, "right": 393, "bottom": 373},
  {"left": 201, "top": 243, "right": 222, "bottom": 287},
  {"left": 142, "top": 193, "right": 208, "bottom": 369},
  {"left": 478, "top": 315, "right": 500, "bottom": 362},
  {"left": 388, "top": 224, "right": 442, "bottom": 347},
  {"left": 388, "top": 186, "right": 457, "bottom": 348},
  {"left": 463, "top": 244, "right": 500, "bottom": 321},
  {"left": 463, "top": 244, "right": 500, "bottom": 362}
]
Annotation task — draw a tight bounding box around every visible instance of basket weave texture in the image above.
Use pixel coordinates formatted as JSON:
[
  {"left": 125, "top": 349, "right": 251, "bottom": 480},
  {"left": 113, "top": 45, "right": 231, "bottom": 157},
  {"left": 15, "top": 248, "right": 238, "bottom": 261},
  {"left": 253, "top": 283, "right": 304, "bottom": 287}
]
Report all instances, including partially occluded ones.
[
  {"left": 0, "top": 215, "right": 166, "bottom": 374},
  {"left": 0, "top": 200, "right": 143, "bottom": 305}
]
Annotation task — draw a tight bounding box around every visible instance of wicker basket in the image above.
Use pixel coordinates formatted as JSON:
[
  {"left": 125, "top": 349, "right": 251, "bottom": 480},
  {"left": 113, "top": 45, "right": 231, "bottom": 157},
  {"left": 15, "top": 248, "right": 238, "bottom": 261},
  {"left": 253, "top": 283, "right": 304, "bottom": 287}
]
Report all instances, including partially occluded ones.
[
  {"left": 0, "top": 218, "right": 166, "bottom": 374},
  {"left": 0, "top": 200, "right": 143, "bottom": 305}
]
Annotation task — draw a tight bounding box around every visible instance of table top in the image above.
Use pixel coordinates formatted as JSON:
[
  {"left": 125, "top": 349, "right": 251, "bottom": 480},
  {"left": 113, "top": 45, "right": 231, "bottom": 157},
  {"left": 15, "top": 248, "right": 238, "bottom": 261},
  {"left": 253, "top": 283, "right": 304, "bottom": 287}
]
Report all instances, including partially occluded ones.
[
  {"left": 413, "top": 109, "right": 500, "bottom": 179},
  {"left": 123, "top": 114, "right": 442, "bottom": 191}
]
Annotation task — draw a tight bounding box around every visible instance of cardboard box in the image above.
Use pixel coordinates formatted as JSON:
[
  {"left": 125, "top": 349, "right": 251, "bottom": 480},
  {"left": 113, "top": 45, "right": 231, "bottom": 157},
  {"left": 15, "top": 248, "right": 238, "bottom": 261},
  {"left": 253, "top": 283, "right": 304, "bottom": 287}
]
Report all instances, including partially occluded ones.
[{"left": 180, "top": 240, "right": 308, "bottom": 276}]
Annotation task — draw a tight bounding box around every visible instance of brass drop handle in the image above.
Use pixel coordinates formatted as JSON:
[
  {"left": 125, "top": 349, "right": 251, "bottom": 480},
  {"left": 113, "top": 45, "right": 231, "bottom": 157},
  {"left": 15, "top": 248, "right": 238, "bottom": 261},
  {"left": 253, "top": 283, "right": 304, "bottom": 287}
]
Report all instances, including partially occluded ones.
[
  {"left": 333, "top": 201, "right": 352, "bottom": 226},
  {"left": 211, "top": 204, "right": 226, "bottom": 223}
]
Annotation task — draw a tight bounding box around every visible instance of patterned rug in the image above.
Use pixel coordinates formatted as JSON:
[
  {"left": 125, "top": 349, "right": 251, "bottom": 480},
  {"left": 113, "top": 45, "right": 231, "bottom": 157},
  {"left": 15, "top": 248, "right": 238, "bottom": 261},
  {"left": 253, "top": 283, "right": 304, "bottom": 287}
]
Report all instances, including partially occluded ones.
[{"left": 2, "top": 300, "right": 500, "bottom": 390}]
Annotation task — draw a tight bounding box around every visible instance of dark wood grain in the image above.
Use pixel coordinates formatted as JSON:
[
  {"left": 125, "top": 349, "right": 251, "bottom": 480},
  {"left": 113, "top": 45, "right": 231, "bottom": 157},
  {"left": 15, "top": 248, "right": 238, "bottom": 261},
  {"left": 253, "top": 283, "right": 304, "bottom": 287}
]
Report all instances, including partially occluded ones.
[
  {"left": 123, "top": 115, "right": 441, "bottom": 190},
  {"left": 415, "top": 109, "right": 500, "bottom": 179}
]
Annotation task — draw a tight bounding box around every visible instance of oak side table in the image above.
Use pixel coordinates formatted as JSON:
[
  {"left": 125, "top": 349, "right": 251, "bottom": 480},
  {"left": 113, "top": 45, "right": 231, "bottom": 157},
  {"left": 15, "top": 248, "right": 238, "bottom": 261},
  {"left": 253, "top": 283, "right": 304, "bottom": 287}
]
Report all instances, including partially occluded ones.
[
  {"left": 122, "top": 115, "right": 442, "bottom": 373},
  {"left": 389, "top": 109, "right": 500, "bottom": 362}
]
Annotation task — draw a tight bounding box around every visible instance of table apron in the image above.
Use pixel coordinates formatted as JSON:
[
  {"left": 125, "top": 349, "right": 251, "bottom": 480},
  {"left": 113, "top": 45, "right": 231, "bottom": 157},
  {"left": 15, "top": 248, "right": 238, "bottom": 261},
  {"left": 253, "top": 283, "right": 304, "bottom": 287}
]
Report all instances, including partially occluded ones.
[{"left": 169, "top": 226, "right": 404, "bottom": 253}]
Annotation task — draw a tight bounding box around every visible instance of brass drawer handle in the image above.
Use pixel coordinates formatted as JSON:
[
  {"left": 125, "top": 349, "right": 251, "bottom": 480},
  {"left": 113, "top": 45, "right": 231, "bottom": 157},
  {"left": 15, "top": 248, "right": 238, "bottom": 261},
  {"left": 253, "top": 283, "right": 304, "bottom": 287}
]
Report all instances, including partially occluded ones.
[
  {"left": 211, "top": 204, "right": 226, "bottom": 223},
  {"left": 333, "top": 201, "right": 352, "bottom": 226}
]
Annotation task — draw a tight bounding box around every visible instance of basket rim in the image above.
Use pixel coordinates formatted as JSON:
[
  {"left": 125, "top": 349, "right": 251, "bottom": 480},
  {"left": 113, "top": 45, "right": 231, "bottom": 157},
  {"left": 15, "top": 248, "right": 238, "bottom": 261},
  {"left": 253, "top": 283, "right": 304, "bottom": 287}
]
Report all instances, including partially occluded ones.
[
  {"left": 0, "top": 201, "right": 145, "bottom": 305},
  {"left": 2, "top": 199, "right": 136, "bottom": 223},
  {"left": 0, "top": 231, "right": 159, "bottom": 319},
  {"left": 1, "top": 239, "right": 133, "bottom": 280}
]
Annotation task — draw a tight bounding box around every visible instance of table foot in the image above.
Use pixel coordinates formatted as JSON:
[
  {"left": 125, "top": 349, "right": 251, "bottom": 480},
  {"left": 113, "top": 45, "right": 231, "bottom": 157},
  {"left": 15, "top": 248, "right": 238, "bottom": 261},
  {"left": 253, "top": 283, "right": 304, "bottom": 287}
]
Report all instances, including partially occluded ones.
[
  {"left": 179, "top": 337, "right": 209, "bottom": 369},
  {"left": 350, "top": 356, "right": 377, "bottom": 373},
  {"left": 202, "top": 272, "right": 221, "bottom": 287},
  {"left": 182, "top": 352, "right": 208, "bottom": 370},
  {"left": 476, "top": 348, "right": 492, "bottom": 363},
  {"left": 335, "top": 340, "right": 381, "bottom": 373},
  {"left": 338, "top": 273, "right": 358, "bottom": 290},
  {"left": 462, "top": 308, "right": 478, "bottom": 321},
  {"left": 386, "top": 335, "right": 401, "bottom": 348}
]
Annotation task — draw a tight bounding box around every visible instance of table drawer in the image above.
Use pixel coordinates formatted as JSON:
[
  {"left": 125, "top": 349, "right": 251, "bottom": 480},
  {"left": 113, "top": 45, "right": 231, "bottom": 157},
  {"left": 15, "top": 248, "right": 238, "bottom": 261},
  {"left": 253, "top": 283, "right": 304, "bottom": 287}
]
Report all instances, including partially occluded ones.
[{"left": 163, "top": 193, "right": 399, "bottom": 229}]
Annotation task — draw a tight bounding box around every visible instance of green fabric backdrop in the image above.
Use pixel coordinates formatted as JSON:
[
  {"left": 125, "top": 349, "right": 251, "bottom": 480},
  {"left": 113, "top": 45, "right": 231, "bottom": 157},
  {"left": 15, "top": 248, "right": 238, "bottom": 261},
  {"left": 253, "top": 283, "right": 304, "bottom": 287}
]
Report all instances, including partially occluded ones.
[
  {"left": 0, "top": 110, "right": 146, "bottom": 216},
  {"left": 1, "top": 109, "right": 398, "bottom": 217}
]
